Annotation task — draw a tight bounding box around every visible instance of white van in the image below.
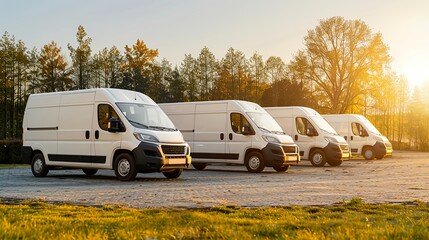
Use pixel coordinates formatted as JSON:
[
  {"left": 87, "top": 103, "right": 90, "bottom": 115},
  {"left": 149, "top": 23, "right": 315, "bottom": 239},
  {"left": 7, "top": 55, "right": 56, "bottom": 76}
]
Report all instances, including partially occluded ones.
[
  {"left": 322, "top": 114, "right": 393, "bottom": 160},
  {"left": 159, "top": 100, "right": 300, "bottom": 173},
  {"left": 21, "top": 88, "right": 191, "bottom": 181},
  {"left": 265, "top": 107, "right": 350, "bottom": 167}
]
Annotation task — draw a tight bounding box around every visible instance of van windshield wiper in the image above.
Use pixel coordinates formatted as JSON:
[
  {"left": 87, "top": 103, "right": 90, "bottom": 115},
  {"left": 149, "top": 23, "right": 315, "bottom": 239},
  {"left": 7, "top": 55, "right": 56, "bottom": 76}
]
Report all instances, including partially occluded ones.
[
  {"left": 128, "top": 120, "right": 149, "bottom": 129},
  {"left": 149, "top": 125, "right": 177, "bottom": 131}
]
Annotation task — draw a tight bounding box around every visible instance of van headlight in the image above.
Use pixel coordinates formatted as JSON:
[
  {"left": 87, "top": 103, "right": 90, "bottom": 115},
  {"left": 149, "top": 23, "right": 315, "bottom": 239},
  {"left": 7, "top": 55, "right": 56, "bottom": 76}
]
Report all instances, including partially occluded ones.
[
  {"left": 324, "top": 136, "right": 339, "bottom": 143},
  {"left": 262, "top": 135, "right": 280, "bottom": 143},
  {"left": 134, "top": 133, "right": 159, "bottom": 142}
]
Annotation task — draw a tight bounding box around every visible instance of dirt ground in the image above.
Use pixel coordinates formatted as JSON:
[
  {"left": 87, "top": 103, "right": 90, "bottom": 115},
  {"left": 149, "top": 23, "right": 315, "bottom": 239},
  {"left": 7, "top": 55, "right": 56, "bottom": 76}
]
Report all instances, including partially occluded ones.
[{"left": 0, "top": 150, "right": 428, "bottom": 208}]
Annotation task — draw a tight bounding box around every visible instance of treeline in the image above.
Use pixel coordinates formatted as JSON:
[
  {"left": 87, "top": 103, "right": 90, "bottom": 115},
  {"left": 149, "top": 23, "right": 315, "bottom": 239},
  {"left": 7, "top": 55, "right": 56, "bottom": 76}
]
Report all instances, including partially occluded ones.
[{"left": 0, "top": 17, "right": 426, "bottom": 150}]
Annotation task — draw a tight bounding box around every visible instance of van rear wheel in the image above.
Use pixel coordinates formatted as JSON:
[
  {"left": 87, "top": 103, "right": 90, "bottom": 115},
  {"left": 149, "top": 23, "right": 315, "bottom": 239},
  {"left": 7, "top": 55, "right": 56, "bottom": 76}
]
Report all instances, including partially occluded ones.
[
  {"left": 82, "top": 169, "right": 98, "bottom": 176},
  {"left": 192, "top": 163, "right": 207, "bottom": 170},
  {"left": 162, "top": 169, "right": 183, "bottom": 179},
  {"left": 309, "top": 149, "right": 326, "bottom": 167},
  {"left": 245, "top": 152, "right": 265, "bottom": 173},
  {"left": 114, "top": 153, "right": 137, "bottom": 181},
  {"left": 31, "top": 153, "right": 49, "bottom": 177},
  {"left": 273, "top": 165, "right": 290, "bottom": 172}
]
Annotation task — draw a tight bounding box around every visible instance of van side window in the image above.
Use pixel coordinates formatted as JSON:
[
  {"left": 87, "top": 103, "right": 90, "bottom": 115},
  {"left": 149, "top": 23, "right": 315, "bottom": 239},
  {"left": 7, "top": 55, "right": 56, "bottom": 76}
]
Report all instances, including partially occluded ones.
[
  {"left": 230, "top": 113, "right": 251, "bottom": 134},
  {"left": 98, "top": 104, "right": 120, "bottom": 131},
  {"left": 296, "top": 117, "right": 316, "bottom": 136},
  {"left": 351, "top": 122, "right": 368, "bottom": 137}
]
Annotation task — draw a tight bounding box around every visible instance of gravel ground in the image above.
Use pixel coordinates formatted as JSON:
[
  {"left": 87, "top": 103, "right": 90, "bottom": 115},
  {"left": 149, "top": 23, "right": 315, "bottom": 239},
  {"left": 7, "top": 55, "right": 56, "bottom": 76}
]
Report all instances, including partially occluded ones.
[{"left": 0, "top": 150, "right": 428, "bottom": 208}]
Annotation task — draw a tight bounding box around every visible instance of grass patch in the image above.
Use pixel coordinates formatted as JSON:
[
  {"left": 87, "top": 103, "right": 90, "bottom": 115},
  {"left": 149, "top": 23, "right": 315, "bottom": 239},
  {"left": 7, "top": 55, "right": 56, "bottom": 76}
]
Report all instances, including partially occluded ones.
[
  {"left": 0, "top": 164, "right": 28, "bottom": 168},
  {"left": 0, "top": 199, "right": 428, "bottom": 239}
]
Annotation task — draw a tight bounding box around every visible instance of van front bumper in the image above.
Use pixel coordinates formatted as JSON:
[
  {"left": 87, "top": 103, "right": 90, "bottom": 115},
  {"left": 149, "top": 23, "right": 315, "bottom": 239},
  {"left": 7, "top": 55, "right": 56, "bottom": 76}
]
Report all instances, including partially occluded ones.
[
  {"left": 261, "top": 143, "right": 300, "bottom": 167},
  {"left": 374, "top": 141, "right": 392, "bottom": 158},
  {"left": 323, "top": 142, "right": 350, "bottom": 165},
  {"left": 132, "top": 141, "right": 191, "bottom": 173}
]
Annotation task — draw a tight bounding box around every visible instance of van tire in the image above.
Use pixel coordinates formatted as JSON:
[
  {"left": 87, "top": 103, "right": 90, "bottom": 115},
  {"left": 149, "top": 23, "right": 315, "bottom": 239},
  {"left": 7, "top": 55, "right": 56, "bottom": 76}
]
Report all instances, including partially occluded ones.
[
  {"left": 309, "top": 149, "right": 326, "bottom": 167},
  {"left": 31, "top": 153, "right": 49, "bottom": 177},
  {"left": 162, "top": 169, "right": 183, "bottom": 178},
  {"left": 363, "top": 147, "right": 374, "bottom": 160},
  {"left": 82, "top": 169, "right": 98, "bottom": 176},
  {"left": 245, "top": 152, "right": 265, "bottom": 173},
  {"left": 327, "top": 159, "right": 343, "bottom": 167},
  {"left": 114, "top": 153, "right": 137, "bottom": 181},
  {"left": 273, "top": 165, "right": 290, "bottom": 172},
  {"left": 192, "top": 163, "right": 207, "bottom": 170}
]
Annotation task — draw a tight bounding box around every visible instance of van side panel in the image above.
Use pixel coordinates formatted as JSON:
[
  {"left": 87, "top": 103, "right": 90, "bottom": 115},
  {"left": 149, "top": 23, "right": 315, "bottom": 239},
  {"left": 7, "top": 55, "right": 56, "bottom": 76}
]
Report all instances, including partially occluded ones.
[{"left": 193, "top": 108, "right": 228, "bottom": 162}]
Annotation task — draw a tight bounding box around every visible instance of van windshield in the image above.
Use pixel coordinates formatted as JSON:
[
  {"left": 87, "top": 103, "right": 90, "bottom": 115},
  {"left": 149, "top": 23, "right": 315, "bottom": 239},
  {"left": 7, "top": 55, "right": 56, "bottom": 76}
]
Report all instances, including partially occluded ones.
[
  {"left": 116, "top": 103, "right": 177, "bottom": 131},
  {"left": 359, "top": 116, "right": 382, "bottom": 136},
  {"left": 311, "top": 116, "right": 338, "bottom": 135},
  {"left": 247, "top": 112, "right": 285, "bottom": 134}
]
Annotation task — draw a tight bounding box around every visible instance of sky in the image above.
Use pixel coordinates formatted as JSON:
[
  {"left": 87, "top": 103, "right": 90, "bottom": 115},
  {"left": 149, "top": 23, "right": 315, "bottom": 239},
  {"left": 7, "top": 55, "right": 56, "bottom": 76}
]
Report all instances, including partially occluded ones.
[{"left": 1, "top": 0, "right": 428, "bottom": 88}]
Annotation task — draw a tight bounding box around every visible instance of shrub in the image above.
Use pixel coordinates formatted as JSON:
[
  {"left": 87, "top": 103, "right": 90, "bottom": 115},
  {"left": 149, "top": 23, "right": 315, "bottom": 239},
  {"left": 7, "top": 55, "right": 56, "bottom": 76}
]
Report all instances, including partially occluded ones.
[{"left": 0, "top": 139, "right": 23, "bottom": 164}]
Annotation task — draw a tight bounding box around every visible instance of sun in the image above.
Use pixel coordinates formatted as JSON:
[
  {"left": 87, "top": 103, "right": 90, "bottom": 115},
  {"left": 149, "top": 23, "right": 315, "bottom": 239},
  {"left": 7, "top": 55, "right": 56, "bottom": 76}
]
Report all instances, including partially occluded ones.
[{"left": 402, "top": 56, "right": 429, "bottom": 88}]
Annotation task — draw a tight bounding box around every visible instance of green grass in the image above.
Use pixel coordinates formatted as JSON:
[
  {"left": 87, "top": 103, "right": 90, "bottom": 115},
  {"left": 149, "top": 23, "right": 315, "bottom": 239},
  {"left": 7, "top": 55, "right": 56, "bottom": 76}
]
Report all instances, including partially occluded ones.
[
  {"left": 0, "top": 198, "right": 428, "bottom": 239},
  {"left": 0, "top": 164, "right": 28, "bottom": 168}
]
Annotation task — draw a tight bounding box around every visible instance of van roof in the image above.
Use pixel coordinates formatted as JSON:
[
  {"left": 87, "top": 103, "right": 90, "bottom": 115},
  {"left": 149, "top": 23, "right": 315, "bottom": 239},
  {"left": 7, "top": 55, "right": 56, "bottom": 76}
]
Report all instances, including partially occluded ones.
[
  {"left": 27, "top": 88, "right": 156, "bottom": 108},
  {"left": 265, "top": 106, "right": 320, "bottom": 117},
  {"left": 159, "top": 100, "right": 265, "bottom": 113}
]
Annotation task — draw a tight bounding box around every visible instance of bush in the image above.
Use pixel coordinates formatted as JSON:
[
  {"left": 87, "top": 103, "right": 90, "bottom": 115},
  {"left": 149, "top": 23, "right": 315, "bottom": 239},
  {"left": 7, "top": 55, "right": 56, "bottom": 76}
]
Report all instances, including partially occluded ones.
[{"left": 0, "top": 139, "right": 23, "bottom": 164}]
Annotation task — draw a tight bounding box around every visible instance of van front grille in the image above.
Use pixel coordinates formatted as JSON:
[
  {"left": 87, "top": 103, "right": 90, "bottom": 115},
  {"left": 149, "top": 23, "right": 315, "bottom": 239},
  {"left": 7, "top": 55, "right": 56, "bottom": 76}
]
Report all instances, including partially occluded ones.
[
  {"left": 161, "top": 145, "right": 186, "bottom": 155},
  {"left": 282, "top": 145, "right": 297, "bottom": 154}
]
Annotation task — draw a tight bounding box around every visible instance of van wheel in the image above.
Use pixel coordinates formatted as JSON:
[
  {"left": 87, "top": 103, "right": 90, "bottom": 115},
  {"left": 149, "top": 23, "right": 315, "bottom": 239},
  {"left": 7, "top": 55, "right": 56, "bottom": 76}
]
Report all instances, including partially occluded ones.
[
  {"left": 273, "top": 165, "right": 290, "bottom": 172},
  {"left": 162, "top": 169, "right": 183, "bottom": 179},
  {"left": 327, "top": 159, "right": 343, "bottom": 167},
  {"left": 192, "top": 163, "right": 207, "bottom": 170},
  {"left": 114, "top": 153, "right": 137, "bottom": 181},
  {"left": 309, "top": 149, "right": 326, "bottom": 167},
  {"left": 245, "top": 152, "right": 265, "bottom": 173},
  {"left": 82, "top": 169, "right": 98, "bottom": 176},
  {"left": 31, "top": 153, "right": 49, "bottom": 177},
  {"left": 363, "top": 147, "right": 374, "bottom": 160}
]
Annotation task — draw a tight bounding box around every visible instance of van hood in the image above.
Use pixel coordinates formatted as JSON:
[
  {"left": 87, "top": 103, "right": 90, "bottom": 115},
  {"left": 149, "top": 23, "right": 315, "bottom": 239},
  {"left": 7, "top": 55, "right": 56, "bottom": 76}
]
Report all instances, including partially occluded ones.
[
  {"left": 135, "top": 129, "right": 185, "bottom": 144},
  {"left": 276, "top": 134, "right": 295, "bottom": 144},
  {"left": 328, "top": 135, "right": 348, "bottom": 144}
]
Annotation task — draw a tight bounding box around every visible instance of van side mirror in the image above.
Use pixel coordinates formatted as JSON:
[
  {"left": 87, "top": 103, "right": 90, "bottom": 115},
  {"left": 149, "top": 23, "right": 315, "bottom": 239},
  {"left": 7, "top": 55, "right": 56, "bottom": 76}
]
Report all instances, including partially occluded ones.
[
  {"left": 108, "top": 118, "right": 122, "bottom": 133},
  {"left": 242, "top": 125, "right": 255, "bottom": 136},
  {"left": 306, "top": 128, "right": 318, "bottom": 137}
]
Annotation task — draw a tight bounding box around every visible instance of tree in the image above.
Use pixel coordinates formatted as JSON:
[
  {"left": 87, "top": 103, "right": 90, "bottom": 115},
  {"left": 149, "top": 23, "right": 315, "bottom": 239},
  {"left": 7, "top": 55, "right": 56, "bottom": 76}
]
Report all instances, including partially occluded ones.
[
  {"left": 38, "top": 41, "right": 71, "bottom": 92},
  {"left": 216, "top": 48, "right": 248, "bottom": 100},
  {"left": 68, "top": 25, "right": 92, "bottom": 89},
  {"left": 180, "top": 54, "right": 198, "bottom": 101},
  {"left": 196, "top": 47, "right": 218, "bottom": 100},
  {"left": 288, "top": 16, "right": 391, "bottom": 113},
  {"left": 121, "top": 39, "right": 158, "bottom": 92},
  {"left": 248, "top": 52, "right": 268, "bottom": 103}
]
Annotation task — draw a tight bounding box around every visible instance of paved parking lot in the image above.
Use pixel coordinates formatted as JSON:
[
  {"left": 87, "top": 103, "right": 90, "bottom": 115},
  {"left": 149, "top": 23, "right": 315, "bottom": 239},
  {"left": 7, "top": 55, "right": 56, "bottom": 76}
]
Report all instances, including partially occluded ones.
[{"left": 0, "top": 150, "right": 428, "bottom": 208}]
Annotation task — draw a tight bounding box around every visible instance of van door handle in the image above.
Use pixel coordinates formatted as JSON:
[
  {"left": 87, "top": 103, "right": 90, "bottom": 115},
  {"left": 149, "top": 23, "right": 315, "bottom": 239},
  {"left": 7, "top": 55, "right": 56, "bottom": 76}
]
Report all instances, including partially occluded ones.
[
  {"left": 85, "top": 130, "right": 90, "bottom": 139},
  {"left": 95, "top": 130, "right": 99, "bottom": 139},
  {"left": 220, "top": 133, "right": 224, "bottom": 140},
  {"left": 295, "top": 135, "right": 298, "bottom": 141},
  {"left": 229, "top": 133, "right": 233, "bottom": 140}
]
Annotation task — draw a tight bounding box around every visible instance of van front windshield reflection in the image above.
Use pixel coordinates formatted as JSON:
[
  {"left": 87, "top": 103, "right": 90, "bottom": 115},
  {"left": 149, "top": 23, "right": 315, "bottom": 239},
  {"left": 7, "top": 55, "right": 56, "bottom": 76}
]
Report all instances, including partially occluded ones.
[
  {"left": 247, "top": 112, "right": 285, "bottom": 134},
  {"left": 116, "top": 103, "right": 177, "bottom": 131}
]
